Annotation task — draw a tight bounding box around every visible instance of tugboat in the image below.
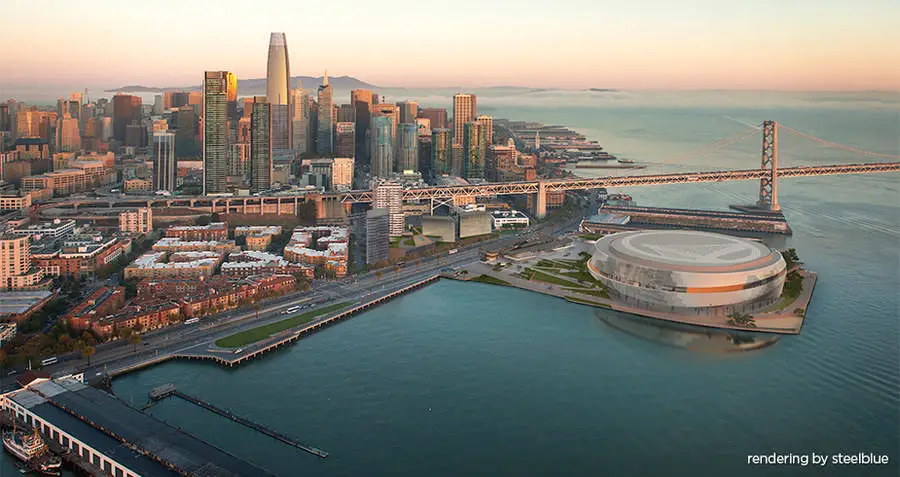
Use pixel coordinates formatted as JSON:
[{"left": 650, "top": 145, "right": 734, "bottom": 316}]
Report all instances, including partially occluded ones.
[
  {"left": 617, "top": 158, "right": 635, "bottom": 164},
  {"left": 2, "top": 423, "right": 62, "bottom": 476}
]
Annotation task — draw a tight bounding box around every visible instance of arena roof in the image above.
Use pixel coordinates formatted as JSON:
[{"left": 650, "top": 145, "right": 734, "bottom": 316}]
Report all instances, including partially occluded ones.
[{"left": 604, "top": 230, "right": 776, "bottom": 271}]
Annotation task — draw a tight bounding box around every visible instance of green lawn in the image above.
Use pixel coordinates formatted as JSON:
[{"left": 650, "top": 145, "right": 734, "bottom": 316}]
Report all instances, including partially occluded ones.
[
  {"left": 470, "top": 274, "right": 511, "bottom": 286},
  {"left": 529, "top": 270, "right": 582, "bottom": 288},
  {"left": 579, "top": 233, "right": 604, "bottom": 241},
  {"left": 563, "top": 287, "right": 610, "bottom": 299},
  {"left": 565, "top": 296, "right": 611, "bottom": 308},
  {"left": 215, "top": 302, "right": 353, "bottom": 348}
]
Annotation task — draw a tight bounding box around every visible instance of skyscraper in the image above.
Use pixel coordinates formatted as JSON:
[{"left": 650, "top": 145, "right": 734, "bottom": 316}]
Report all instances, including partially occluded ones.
[
  {"left": 316, "top": 72, "right": 333, "bottom": 156},
  {"left": 335, "top": 122, "right": 355, "bottom": 158},
  {"left": 337, "top": 104, "right": 356, "bottom": 123},
  {"left": 373, "top": 181, "right": 404, "bottom": 236},
  {"left": 112, "top": 94, "right": 142, "bottom": 143},
  {"left": 396, "top": 123, "right": 418, "bottom": 172},
  {"left": 351, "top": 89, "right": 373, "bottom": 164},
  {"left": 371, "top": 103, "right": 399, "bottom": 139},
  {"left": 453, "top": 93, "right": 476, "bottom": 145},
  {"left": 0, "top": 104, "right": 10, "bottom": 132},
  {"left": 153, "top": 131, "right": 176, "bottom": 192},
  {"left": 290, "top": 85, "right": 309, "bottom": 153},
  {"left": 432, "top": 128, "right": 452, "bottom": 176},
  {"left": 463, "top": 122, "right": 487, "bottom": 180},
  {"left": 56, "top": 114, "right": 81, "bottom": 152},
  {"left": 365, "top": 208, "right": 390, "bottom": 265},
  {"left": 250, "top": 96, "right": 272, "bottom": 193},
  {"left": 266, "top": 32, "right": 291, "bottom": 152},
  {"left": 397, "top": 100, "right": 418, "bottom": 124},
  {"left": 476, "top": 114, "right": 493, "bottom": 145},
  {"left": 370, "top": 116, "right": 393, "bottom": 179},
  {"left": 331, "top": 157, "right": 354, "bottom": 191},
  {"left": 202, "top": 71, "right": 234, "bottom": 194}
]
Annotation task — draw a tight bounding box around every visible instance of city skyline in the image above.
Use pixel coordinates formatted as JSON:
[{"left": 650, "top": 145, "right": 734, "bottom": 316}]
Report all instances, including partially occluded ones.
[{"left": 1, "top": 0, "right": 898, "bottom": 92}]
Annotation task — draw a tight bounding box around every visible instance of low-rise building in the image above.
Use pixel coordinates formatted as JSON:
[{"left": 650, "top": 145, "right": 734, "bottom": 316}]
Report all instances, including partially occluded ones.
[
  {"left": 124, "top": 250, "right": 223, "bottom": 280},
  {"left": 0, "top": 194, "right": 31, "bottom": 211},
  {"left": 283, "top": 226, "right": 349, "bottom": 277},
  {"left": 165, "top": 222, "right": 228, "bottom": 241},
  {"left": 10, "top": 219, "right": 76, "bottom": 240},
  {"left": 422, "top": 215, "right": 457, "bottom": 243},
  {"left": 63, "top": 286, "right": 127, "bottom": 332},
  {"left": 458, "top": 210, "right": 492, "bottom": 239},
  {"left": 234, "top": 226, "right": 282, "bottom": 251},
  {"left": 31, "top": 235, "right": 130, "bottom": 278},
  {"left": 490, "top": 210, "right": 530, "bottom": 229},
  {"left": 0, "top": 322, "right": 17, "bottom": 346},
  {"left": 151, "top": 237, "right": 238, "bottom": 254},
  {"left": 124, "top": 178, "right": 153, "bottom": 193},
  {"left": 221, "top": 250, "right": 313, "bottom": 278}
]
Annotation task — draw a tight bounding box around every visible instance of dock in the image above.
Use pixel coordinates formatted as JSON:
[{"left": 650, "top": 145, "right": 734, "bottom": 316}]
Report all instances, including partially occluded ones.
[{"left": 147, "top": 384, "right": 328, "bottom": 459}]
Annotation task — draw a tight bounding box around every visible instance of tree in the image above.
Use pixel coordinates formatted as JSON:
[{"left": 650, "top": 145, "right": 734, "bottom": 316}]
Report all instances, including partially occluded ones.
[
  {"left": 128, "top": 333, "right": 142, "bottom": 353},
  {"left": 376, "top": 271, "right": 383, "bottom": 282},
  {"left": 82, "top": 345, "right": 96, "bottom": 365}
]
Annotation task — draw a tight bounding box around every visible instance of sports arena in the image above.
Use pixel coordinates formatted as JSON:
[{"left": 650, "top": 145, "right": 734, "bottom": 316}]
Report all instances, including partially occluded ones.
[{"left": 587, "top": 230, "right": 786, "bottom": 314}]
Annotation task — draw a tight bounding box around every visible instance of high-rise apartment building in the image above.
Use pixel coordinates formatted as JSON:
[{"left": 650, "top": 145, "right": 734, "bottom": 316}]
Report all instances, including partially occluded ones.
[
  {"left": 373, "top": 181, "right": 404, "bottom": 236},
  {"left": 202, "top": 71, "right": 234, "bottom": 194},
  {"left": 1, "top": 235, "right": 44, "bottom": 290},
  {"left": 290, "top": 85, "right": 309, "bottom": 153},
  {"left": 397, "top": 100, "right": 418, "bottom": 124},
  {"left": 365, "top": 208, "right": 390, "bottom": 265},
  {"left": 396, "top": 123, "right": 418, "bottom": 172},
  {"left": 113, "top": 94, "right": 142, "bottom": 143},
  {"left": 316, "top": 72, "right": 333, "bottom": 156},
  {"left": 267, "top": 33, "right": 291, "bottom": 153},
  {"left": 432, "top": 128, "right": 452, "bottom": 176},
  {"left": 351, "top": 89, "right": 373, "bottom": 164},
  {"left": 335, "top": 122, "right": 355, "bottom": 158},
  {"left": 476, "top": 114, "right": 493, "bottom": 145},
  {"left": 463, "top": 122, "right": 487, "bottom": 180},
  {"left": 370, "top": 116, "right": 393, "bottom": 179},
  {"left": 250, "top": 96, "right": 272, "bottom": 193},
  {"left": 153, "top": 131, "right": 176, "bottom": 192},
  {"left": 119, "top": 208, "right": 153, "bottom": 234},
  {"left": 453, "top": 94, "right": 476, "bottom": 145}
]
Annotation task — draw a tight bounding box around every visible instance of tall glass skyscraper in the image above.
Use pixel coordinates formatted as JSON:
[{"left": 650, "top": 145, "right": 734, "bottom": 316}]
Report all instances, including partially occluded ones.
[
  {"left": 153, "top": 131, "right": 176, "bottom": 192},
  {"left": 290, "top": 85, "right": 309, "bottom": 153},
  {"left": 463, "top": 121, "right": 486, "bottom": 180},
  {"left": 370, "top": 116, "right": 393, "bottom": 179},
  {"left": 203, "top": 71, "right": 234, "bottom": 194},
  {"left": 432, "top": 128, "right": 452, "bottom": 176},
  {"left": 316, "top": 72, "right": 333, "bottom": 156},
  {"left": 250, "top": 96, "right": 272, "bottom": 193},
  {"left": 396, "top": 123, "right": 418, "bottom": 172},
  {"left": 351, "top": 89, "right": 373, "bottom": 164},
  {"left": 266, "top": 32, "right": 291, "bottom": 153},
  {"left": 397, "top": 100, "right": 418, "bottom": 124},
  {"left": 453, "top": 93, "right": 476, "bottom": 145}
]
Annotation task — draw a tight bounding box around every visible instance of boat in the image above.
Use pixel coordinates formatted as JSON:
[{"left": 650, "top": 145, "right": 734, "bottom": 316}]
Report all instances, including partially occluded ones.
[
  {"left": 2, "top": 425, "right": 62, "bottom": 476},
  {"left": 617, "top": 158, "right": 635, "bottom": 164}
]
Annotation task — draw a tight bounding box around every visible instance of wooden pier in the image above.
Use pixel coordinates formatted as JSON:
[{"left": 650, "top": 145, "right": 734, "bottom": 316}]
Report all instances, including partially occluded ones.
[{"left": 147, "top": 385, "right": 328, "bottom": 459}]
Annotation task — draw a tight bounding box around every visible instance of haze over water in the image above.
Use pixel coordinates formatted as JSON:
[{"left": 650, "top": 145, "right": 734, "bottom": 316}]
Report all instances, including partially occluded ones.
[{"left": 4, "top": 90, "right": 897, "bottom": 476}]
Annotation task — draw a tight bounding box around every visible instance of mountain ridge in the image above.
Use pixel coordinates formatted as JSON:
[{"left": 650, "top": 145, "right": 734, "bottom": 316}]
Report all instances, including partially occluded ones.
[{"left": 105, "top": 75, "right": 375, "bottom": 93}]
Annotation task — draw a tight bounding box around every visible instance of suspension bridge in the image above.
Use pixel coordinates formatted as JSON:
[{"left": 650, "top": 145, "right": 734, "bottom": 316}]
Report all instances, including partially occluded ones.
[{"left": 41, "top": 121, "right": 899, "bottom": 219}]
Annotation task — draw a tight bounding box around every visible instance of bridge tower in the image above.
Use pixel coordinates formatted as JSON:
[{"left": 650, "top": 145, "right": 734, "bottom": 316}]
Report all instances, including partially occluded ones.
[{"left": 757, "top": 120, "right": 780, "bottom": 211}]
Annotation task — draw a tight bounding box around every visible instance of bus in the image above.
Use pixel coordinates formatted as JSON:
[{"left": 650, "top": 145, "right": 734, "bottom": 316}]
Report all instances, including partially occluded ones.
[
  {"left": 184, "top": 318, "right": 200, "bottom": 325},
  {"left": 448, "top": 249, "right": 458, "bottom": 255},
  {"left": 41, "top": 357, "right": 58, "bottom": 367},
  {"left": 283, "top": 306, "right": 301, "bottom": 315}
]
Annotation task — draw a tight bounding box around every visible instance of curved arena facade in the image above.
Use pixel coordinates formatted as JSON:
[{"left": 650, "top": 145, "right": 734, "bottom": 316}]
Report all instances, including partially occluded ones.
[{"left": 587, "top": 230, "right": 786, "bottom": 314}]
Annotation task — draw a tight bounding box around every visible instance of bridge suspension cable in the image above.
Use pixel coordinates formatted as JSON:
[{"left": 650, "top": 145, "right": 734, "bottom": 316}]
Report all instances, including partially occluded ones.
[
  {"left": 778, "top": 124, "right": 900, "bottom": 159},
  {"left": 667, "top": 125, "right": 761, "bottom": 164}
]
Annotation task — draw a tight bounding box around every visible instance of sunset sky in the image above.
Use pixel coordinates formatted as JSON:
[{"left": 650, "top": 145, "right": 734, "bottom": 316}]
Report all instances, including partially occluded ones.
[{"left": 2, "top": 0, "right": 898, "bottom": 91}]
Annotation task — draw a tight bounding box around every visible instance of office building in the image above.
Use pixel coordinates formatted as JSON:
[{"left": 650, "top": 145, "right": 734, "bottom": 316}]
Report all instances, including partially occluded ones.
[
  {"left": 397, "top": 100, "right": 418, "bottom": 124},
  {"left": 396, "top": 123, "right": 418, "bottom": 172},
  {"left": 458, "top": 210, "right": 492, "bottom": 238},
  {"left": 432, "top": 128, "right": 452, "bottom": 176},
  {"left": 337, "top": 104, "right": 355, "bottom": 123},
  {"left": 487, "top": 143, "right": 517, "bottom": 181},
  {"left": 335, "top": 122, "right": 355, "bottom": 158},
  {"left": 250, "top": 96, "right": 272, "bottom": 193},
  {"left": 316, "top": 72, "right": 333, "bottom": 155},
  {"left": 152, "top": 131, "right": 176, "bottom": 192},
  {"left": 119, "top": 208, "right": 153, "bottom": 234},
  {"left": 451, "top": 144, "right": 464, "bottom": 176},
  {"left": 290, "top": 85, "right": 309, "bottom": 153},
  {"left": 56, "top": 114, "right": 81, "bottom": 152},
  {"left": 422, "top": 215, "right": 457, "bottom": 242},
  {"left": 365, "top": 208, "right": 390, "bottom": 265},
  {"left": 370, "top": 116, "right": 393, "bottom": 179},
  {"left": 112, "top": 94, "right": 141, "bottom": 143},
  {"left": 463, "top": 122, "right": 487, "bottom": 180},
  {"left": 418, "top": 136, "right": 433, "bottom": 181},
  {"left": 373, "top": 181, "right": 404, "bottom": 236},
  {"left": 266, "top": 33, "right": 291, "bottom": 152},
  {"left": 371, "top": 103, "right": 399, "bottom": 138},
  {"left": 476, "top": 114, "right": 493, "bottom": 145},
  {"left": 153, "top": 94, "right": 164, "bottom": 114},
  {"left": 416, "top": 118, "right": 431, "bottom": 138},
  {"left": 453, "top": 94, "right": 476, "bottom": 144},
  {"left": 202, "top": 71, "right": 234, "bottom": 194},
  {"left": 332, "top": 157, "right": 354, "bottom": 190},
  {"left": 351, "top": 89, "right": 373, "bottom": 163}
]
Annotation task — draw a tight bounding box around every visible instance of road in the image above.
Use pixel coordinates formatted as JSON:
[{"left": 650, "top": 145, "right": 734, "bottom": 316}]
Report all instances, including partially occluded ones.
[{"left": 2, "top": 198, "right": 593, "bottom": 392}]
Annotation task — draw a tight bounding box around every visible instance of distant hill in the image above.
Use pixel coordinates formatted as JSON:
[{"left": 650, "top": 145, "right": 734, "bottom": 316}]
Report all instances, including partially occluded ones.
[{"left": 105, "top": 75, "right": 376, "bottom": 93}]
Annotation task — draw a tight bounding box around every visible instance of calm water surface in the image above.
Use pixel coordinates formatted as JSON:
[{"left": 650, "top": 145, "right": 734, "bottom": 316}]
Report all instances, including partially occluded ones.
[{"left": 4, "top": 90, "right": 898, "bottom": 476}]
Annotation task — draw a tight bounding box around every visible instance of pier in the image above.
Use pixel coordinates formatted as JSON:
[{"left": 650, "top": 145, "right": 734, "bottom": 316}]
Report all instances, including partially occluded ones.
[{"left": 147, "top": 384, "right": 328, "bottom": 458}]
